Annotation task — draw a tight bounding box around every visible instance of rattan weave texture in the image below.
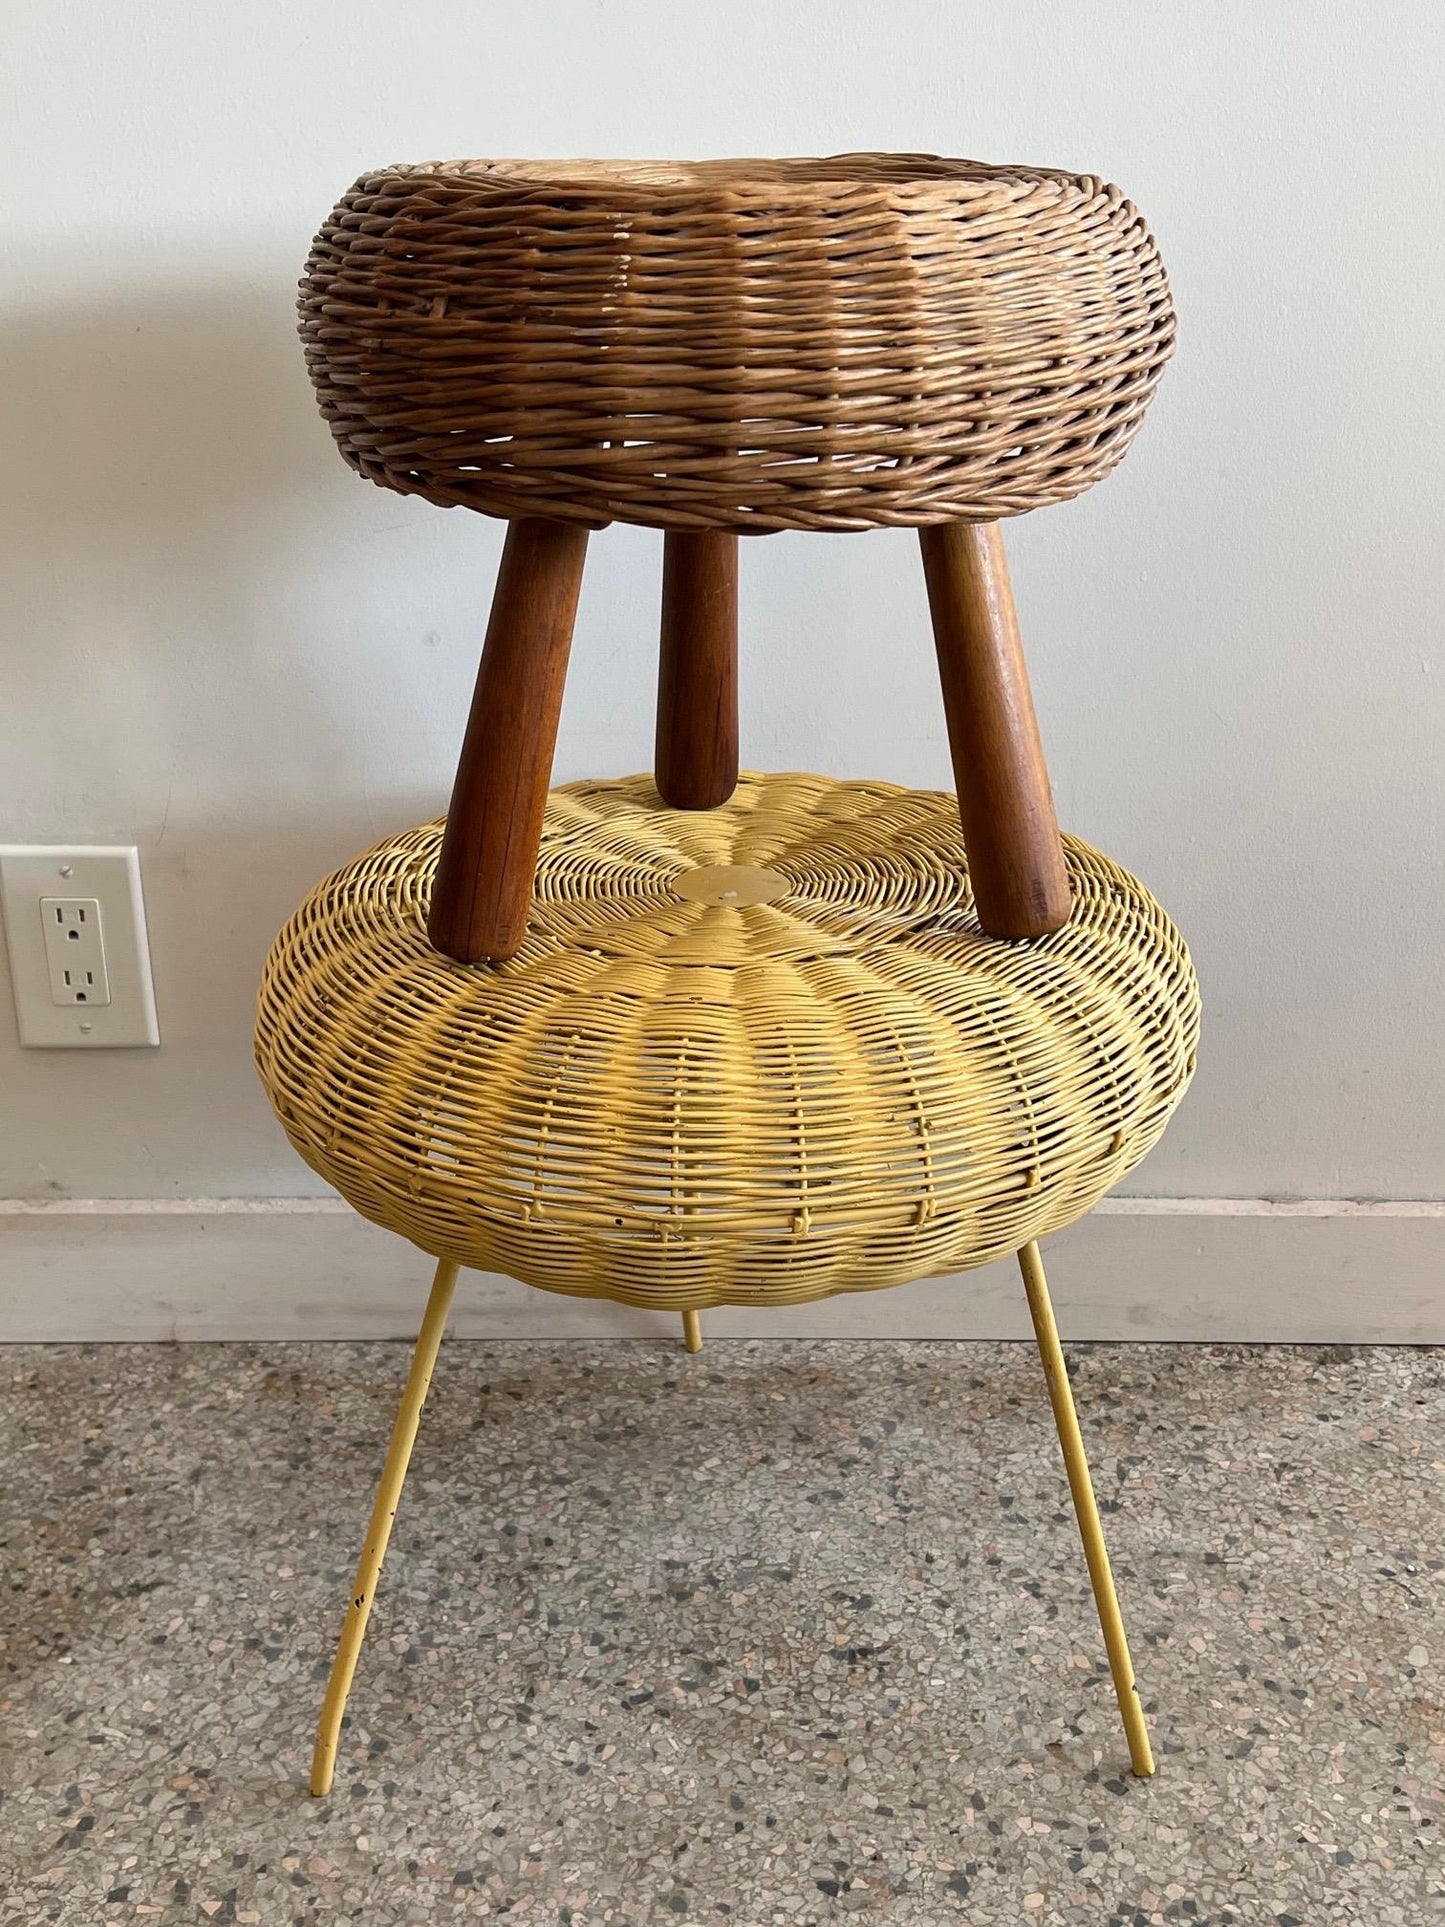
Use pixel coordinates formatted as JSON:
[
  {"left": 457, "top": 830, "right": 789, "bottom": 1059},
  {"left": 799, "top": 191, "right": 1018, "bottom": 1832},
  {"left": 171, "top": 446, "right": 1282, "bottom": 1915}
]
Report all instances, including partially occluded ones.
[
  {"left": 300, "top": 154, "right": 1175, "bottom": 533},
  {"left": 255, "top": 774, "right": 1198, "bottom": 1308}
]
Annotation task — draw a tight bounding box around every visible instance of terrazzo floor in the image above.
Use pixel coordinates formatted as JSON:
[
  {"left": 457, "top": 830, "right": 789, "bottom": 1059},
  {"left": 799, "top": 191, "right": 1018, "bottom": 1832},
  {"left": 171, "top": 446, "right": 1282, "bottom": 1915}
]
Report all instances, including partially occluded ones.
[{"left": 1, "top": 1337, "right": 1440, "bottom": 1925}]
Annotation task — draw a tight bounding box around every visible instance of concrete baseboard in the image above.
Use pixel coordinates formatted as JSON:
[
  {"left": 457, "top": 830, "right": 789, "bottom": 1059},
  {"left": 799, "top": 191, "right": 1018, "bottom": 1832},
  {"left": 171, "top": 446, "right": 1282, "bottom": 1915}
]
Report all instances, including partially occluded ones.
[{"left": 1, "top": 1197, "right": 1441, "bottom": 1343}]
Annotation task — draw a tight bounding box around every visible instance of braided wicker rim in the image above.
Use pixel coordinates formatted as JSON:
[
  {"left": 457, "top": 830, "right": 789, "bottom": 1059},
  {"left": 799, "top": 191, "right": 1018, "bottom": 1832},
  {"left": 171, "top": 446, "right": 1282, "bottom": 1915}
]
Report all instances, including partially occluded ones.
[
  {"left": 300, "top": 152, "right": 1175, "bottom": 532},
  {"left": 256, "top": 774, "right": 1199, "bottom": 1309}
]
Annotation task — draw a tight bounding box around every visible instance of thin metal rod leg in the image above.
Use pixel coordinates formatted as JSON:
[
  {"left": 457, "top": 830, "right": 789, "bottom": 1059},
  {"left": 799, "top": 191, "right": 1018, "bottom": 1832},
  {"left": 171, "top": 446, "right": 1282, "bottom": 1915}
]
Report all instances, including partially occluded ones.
[
  {"left": 1017, "top": 1240, "right": 1155, "bottom": 1777},
  {"left": 680, "top": 1308, "right": 703, "bottom": 1353},
  {"left": 310, "top": 1258, "right": 460, "bottom": 1797}
]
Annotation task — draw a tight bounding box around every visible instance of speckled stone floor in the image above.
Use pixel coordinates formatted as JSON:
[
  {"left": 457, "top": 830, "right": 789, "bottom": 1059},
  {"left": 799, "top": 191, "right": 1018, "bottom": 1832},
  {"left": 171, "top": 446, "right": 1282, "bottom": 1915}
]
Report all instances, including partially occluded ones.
[{"left": 0, "top": 1339, "right": 1440, "bottom": 1925}]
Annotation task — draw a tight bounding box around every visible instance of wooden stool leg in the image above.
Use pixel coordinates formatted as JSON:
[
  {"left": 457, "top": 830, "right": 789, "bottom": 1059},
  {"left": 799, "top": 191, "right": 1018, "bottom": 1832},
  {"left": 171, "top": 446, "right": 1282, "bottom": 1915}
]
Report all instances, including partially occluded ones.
[
  {"left": 656, "top": 531, "right": 739, "bottom": 808},
  {"left": 427, "top": 517, "right": 589, "bottom": 962},
  {"left": 1018, "top": 1240, "right": 1155, "bottom": 1777},
  {"left": 311, "top": 1258, "right": 460, "bottom": 1797},
  {"left": 919, "top": 521, "right": 1071, "bottom": 938}
]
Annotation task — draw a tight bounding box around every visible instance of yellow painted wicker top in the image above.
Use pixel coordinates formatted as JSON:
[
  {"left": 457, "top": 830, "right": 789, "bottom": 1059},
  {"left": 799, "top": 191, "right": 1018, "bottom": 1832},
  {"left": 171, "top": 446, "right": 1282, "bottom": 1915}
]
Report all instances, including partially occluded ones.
[{"left": 256, "top": 774, "right": 1199, "bottom": 1310}]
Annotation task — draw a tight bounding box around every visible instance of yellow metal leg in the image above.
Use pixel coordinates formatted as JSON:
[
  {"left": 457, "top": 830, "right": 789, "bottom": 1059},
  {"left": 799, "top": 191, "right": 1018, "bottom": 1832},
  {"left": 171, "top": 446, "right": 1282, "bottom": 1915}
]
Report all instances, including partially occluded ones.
[
  {"left": 1017, "top": 1240, "right": 1155, "bottom": 1777},
  {"left": 310, "top": 1257, "right": 460, "bottom": 1797},
  {"left": 681, "top": 1308, "right": 703, "bottom": 1353}
]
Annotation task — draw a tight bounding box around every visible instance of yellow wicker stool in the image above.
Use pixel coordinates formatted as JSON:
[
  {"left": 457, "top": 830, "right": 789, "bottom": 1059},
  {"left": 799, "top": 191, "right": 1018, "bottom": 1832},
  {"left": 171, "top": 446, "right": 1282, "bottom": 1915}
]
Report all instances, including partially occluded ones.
[
  {"left": 259, "top": 775, "right": 1196, "bottom": 1303},
  {"left": 260, "top": 156, "right": 1194, "bottom": 1797}
]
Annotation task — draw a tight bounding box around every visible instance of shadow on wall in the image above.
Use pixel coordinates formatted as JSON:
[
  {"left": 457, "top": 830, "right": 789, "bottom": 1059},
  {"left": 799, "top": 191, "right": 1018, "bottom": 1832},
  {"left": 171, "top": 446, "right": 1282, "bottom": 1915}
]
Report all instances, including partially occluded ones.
[
  {"left": 0, "top": 274, "right": 340, "bottom": 532},
  {"left": 0, "top": 273, "right": 349, "bottom": 777},
  {"left": 0, "top": 269, "right": 463, "bottom": 833},
  {"left": 0, "top": 272, "right": 478, "bottom": 1200}
]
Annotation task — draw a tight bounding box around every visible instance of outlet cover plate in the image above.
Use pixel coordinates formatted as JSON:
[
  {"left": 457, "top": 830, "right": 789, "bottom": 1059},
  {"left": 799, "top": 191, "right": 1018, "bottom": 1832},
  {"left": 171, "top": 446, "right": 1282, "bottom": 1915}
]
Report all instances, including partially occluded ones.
[{"left": 0, "top": 847, "right": 160, "bottom": 1047}]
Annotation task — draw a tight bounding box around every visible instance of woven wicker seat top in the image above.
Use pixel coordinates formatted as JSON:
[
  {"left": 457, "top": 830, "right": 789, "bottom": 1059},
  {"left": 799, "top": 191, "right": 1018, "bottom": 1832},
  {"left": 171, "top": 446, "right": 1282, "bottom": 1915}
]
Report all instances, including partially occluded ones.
[{"left": 301, "top": 152, "right": 1175, "bottom": 533}]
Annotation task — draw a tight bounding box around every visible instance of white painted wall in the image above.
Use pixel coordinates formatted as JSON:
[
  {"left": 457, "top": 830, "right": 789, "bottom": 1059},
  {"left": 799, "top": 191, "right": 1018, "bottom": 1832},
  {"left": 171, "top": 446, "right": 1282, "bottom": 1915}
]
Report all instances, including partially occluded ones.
[{"left": 2, "top": 0, "right": 1442, "bottom": 1209}]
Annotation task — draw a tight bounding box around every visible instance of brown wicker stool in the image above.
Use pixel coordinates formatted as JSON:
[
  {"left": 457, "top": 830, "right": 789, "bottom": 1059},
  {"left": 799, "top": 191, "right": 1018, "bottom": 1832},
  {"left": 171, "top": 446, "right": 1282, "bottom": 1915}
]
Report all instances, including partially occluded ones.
[{"left": 258, "top": 156, "right": 1195, "bottom": 1797}]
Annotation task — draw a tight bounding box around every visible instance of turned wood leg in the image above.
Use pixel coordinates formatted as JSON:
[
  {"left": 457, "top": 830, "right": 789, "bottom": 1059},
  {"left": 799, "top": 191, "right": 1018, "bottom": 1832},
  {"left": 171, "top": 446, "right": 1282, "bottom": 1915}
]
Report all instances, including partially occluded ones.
[
  {"left": 427, "top": 517, "right": 589, "bottom": 963},
  {"left": 655, "top": 531, "right": 739, "bottom": 808},
  {"left": 918, "top": 520, "right": 1071, "bottom": 938}
]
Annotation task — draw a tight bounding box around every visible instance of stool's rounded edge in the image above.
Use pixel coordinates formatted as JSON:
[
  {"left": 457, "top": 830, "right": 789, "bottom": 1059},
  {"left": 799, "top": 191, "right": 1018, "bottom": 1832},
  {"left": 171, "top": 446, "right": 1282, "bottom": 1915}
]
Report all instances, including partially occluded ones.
[
  {"left": 254, "top": 773, "right": 1200, "bottom": 1311},
  {"left": 297, "top": 154, "right": 1176, "bottom": 533}
]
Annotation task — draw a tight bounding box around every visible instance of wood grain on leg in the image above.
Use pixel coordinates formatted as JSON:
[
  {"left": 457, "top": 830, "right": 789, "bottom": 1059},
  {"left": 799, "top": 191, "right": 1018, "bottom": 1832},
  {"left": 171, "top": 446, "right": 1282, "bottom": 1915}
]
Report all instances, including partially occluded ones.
[
  {"left": 656, "top": 531, "right": 739, "bottom": 809},
  {"left": 919, "top": 520, "right": 1071, "bottom": 938},
  {"left": 427, "top": 517, "right": 589, "bottom": 963}
]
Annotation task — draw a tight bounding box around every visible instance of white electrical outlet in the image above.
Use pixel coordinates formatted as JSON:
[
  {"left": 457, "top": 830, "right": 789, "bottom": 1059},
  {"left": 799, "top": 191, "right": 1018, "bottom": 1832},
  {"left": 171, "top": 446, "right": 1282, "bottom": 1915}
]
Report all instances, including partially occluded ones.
[
  {"left": 0, "top": 847, "right": 159, "bottom": 1047},
  {"left": 41, "top": 898, "right": 112, "bottom": 1006}
]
